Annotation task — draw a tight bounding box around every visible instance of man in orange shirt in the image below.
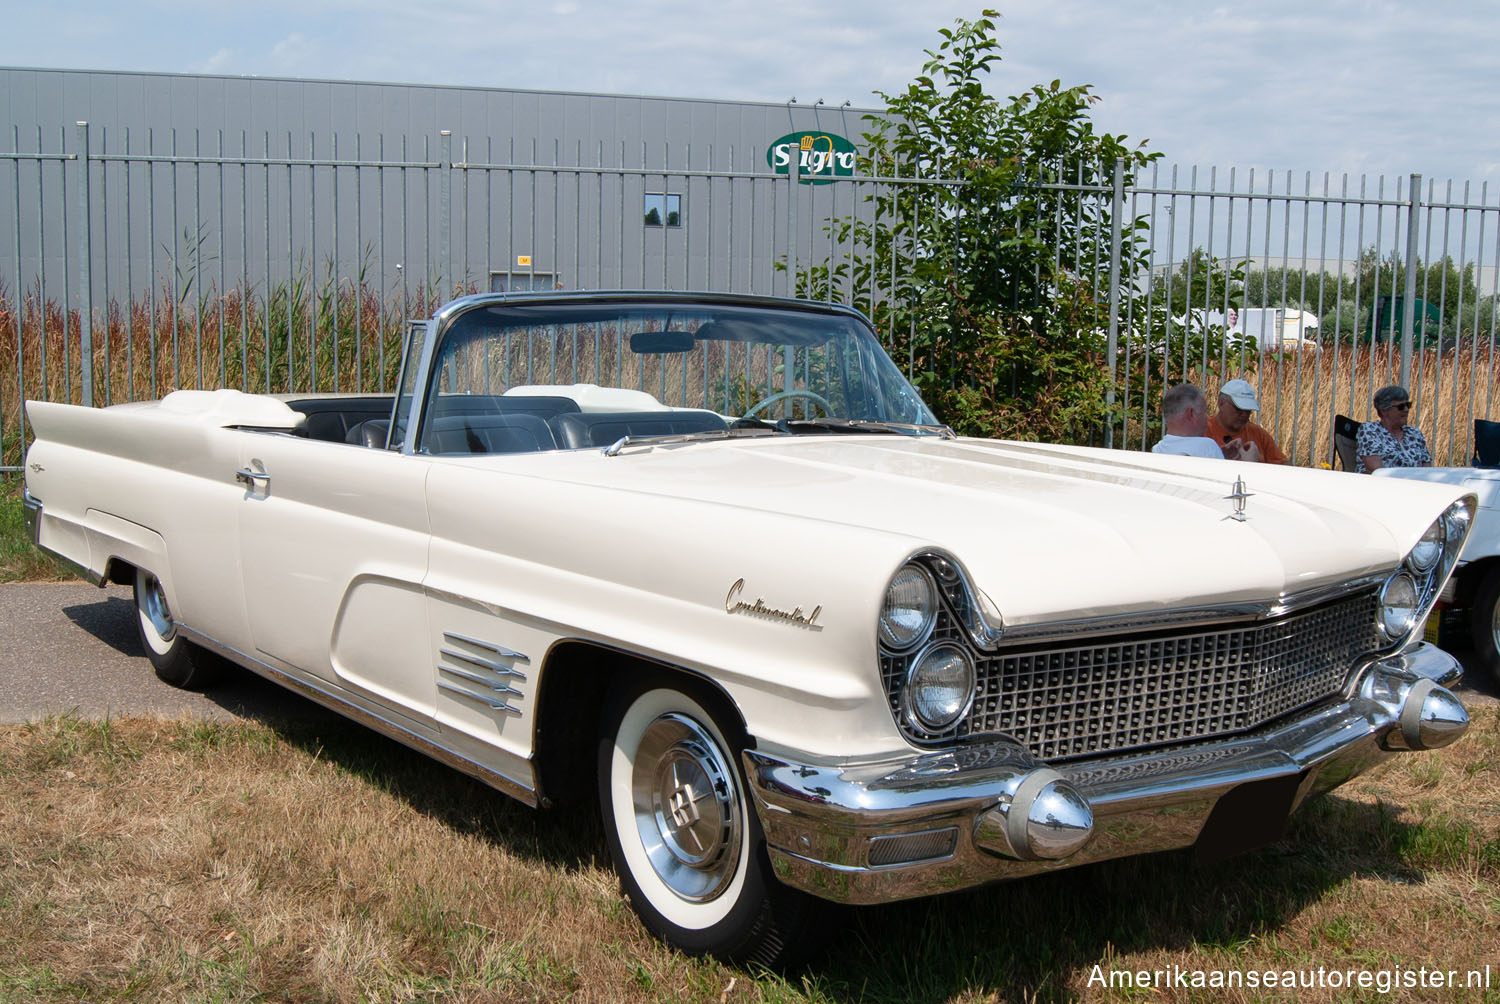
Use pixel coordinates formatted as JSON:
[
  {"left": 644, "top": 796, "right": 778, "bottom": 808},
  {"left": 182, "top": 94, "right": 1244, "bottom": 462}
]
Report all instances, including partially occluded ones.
[{"left": 1206, "top": 378, "right": 1287, "bottom": 464}]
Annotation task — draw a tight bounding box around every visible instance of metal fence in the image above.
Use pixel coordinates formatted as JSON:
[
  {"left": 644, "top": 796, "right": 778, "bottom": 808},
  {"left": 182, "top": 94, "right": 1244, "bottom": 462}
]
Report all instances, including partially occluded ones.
[{"left": 5, "top": 121, "right": 1500, "bottom": 471}]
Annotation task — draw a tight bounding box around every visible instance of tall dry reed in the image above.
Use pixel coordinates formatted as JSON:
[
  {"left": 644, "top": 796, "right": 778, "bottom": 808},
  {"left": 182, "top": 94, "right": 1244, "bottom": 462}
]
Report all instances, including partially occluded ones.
[{"left": 0, "top": 269, "right": 455, "bottom": 468}]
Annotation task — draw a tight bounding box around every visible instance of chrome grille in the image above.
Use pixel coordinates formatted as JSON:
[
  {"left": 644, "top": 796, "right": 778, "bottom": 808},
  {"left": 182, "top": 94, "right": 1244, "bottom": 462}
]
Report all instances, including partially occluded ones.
[{"left": 882, "top": 590, "right": 1382, "bottom": 762}]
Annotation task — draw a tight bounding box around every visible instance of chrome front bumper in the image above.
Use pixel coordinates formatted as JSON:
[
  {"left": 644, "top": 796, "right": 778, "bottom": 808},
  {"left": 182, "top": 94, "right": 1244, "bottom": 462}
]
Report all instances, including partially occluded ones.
[{"left": 745, "top": 645, "right": 1469, "bottom": 905}]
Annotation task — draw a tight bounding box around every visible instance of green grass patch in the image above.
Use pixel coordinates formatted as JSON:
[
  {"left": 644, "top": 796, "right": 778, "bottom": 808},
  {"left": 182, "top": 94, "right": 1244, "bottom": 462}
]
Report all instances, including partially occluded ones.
[{"left": 0, "top": 482, "right": 70, "bottom": 583}]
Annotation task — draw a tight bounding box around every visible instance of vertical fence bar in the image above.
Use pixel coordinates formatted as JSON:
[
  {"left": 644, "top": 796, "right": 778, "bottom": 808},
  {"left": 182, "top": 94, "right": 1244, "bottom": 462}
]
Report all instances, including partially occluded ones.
[
  {"left": 1400, "top": 173, "right": 1422, "bottom": 388},
  {"left": 74, "top": 123, "right": 93, "bottom": 405},
  {"left": 192, "top": 129, "right": 203, "bottom": 389},
  {"left": 1448, "top": 184, "right": 1469, "bottom": 463},
  {"left": 99, "top": 127, "right": 109, "bottom": 406},
  {"left": 59, "top": 127, "right": 72, "bottom": 403},
  {"left": 238, "top": 131, "right": 247, "bottom": 392},
  {"left": 9, "top": 126, "right": 24, "bottom": 460},
  {"left": 262, "top": 132, "right": 271, "bottom": 394},
  {"left": 1104, "top": 157, "right": 1123, "bottom": 448},
  {"left": 145, "top": 129, "right": 156, "bottom": 398},
  {"left": 124, "top": 127, "right": 135, "bottom": 402},
  {"left": 285, "top": 132, "right": 294, "bottom": 392},
  {"left": 308, "top": 133, "right": 317, "bottom": 392},
  {"left": 170, "top": 128, "right": 181, "bottom": 389},
  {"left": 216, "top": 130, "right": 226, "bottom": 389},
  {"left": 439, "top": 130, "right": 451, "bottom": 299}
]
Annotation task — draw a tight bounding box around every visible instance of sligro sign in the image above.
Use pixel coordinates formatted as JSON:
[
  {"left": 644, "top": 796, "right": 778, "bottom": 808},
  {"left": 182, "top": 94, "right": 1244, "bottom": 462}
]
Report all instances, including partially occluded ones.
[{"left": 766, "top": 132, "right": 857, "bottom": 184}]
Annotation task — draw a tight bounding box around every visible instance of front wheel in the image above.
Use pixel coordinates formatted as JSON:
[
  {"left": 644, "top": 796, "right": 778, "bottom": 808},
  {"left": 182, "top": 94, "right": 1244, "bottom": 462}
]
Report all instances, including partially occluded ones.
[
  {"left": 134, "top": 568, "right": 220, "bottom": 690},
  {"left": 1470, "top": 566, "right": 1500, "bottom": 686},
  {"left": 597, "top": 677, "right": 834, "bottom": 967}
]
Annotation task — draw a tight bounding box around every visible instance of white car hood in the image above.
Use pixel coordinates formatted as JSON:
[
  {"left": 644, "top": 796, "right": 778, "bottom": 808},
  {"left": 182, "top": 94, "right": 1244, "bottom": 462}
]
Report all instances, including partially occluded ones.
[{"left": 469, "top": 435, "right": 1466, "bottom": 629}]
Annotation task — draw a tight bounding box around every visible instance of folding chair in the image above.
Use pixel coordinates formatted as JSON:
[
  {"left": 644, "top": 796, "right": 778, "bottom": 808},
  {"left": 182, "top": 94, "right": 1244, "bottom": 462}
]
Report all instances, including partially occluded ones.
[
  {"left": 1474, "top": 418, "right": 1500, "bottom": 467},
  {"left": 1333, "top": 414, "right": 1360, "bottom": 471}
]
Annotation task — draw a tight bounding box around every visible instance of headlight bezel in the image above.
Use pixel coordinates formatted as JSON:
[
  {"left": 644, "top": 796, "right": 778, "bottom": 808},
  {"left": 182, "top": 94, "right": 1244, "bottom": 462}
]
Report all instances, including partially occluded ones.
[
  {"left": 1378, "top": 572, "right": 1420, "bottom": 640},
  {"left": 878, "top": 562, "right": 939, "bottom": 653},
  {"left": 1407, "top": 521, "right": 1444, "bottom": 573},
  {"left": 900, "top": 641, "right": 977, "bottom": 735},
  {"left": 1378, "top": 497, "right": 1476, "bottom": 648},
  {"left": 878, "top": 552, "right": 998, "bottom": 746}
]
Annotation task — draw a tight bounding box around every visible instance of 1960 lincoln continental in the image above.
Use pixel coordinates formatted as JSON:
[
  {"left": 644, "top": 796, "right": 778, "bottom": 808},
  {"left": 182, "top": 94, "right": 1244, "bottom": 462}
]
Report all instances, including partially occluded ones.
[{"left": 22, "top": 291, "right": 1478, "bottom": 965}]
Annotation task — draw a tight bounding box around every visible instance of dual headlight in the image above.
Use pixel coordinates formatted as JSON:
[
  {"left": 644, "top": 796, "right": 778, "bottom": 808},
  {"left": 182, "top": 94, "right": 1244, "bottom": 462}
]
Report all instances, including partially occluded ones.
[
  {"left": 879, "top": 560, "right": 979, "bottom": 736},
  {"left": 1377, "top": 499, "right": 1472, "bottom": 642}
]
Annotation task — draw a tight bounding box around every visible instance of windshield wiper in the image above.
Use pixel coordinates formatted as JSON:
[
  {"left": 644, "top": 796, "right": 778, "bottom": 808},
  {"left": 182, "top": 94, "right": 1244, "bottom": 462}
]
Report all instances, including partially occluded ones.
[
  {"left": 601, "top": 426, "right": 781, "bottom": 456},
  {"left": 780, "top": 418, "right": 956, "bottom": 439}
]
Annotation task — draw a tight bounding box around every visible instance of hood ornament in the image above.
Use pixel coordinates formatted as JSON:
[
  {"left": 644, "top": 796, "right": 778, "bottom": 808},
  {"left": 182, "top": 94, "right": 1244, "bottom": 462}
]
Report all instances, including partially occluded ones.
[{"left": 1224, "top": 476, "right": 1253, "bottom": 522}]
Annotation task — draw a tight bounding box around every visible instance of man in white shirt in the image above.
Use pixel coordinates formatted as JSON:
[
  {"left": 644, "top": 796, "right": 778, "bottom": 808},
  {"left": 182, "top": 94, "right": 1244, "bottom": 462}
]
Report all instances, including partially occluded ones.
[{"left": 1151, "top": 384, "right": 1226, "bottom": 459}]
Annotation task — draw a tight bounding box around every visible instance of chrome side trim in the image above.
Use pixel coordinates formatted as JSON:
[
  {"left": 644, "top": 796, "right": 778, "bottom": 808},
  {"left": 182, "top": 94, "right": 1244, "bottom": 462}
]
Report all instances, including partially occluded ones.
[
  {"left": 437, "top": 664, "right": 522, "bottom": 694},
  {"left": 437, "top": 631, "right": 528, "bottom": 716},
  {"left": 176, "top": 624, "right": 538, "bottom": 807},
  {"left": 440, "top": 647, "right": 529, "bottom": 680},
  {"left": 443, "top": 631, "right": 531, "bottom": 665},
  {"left": 438, "top": 680, "right": 524, "bottom": 715}
]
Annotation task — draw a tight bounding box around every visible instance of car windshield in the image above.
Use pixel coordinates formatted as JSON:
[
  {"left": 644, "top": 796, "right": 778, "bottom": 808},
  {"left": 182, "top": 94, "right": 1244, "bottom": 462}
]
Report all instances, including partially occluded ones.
[{"left": 416, "top": 297, "right": 941, "bottom": 455}]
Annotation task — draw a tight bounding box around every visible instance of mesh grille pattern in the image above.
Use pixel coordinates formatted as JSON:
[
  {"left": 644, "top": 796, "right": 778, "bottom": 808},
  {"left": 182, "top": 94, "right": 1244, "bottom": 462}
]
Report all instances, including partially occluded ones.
[{"left": 882, "top": 590, "right": 1382, "bottom": 762}]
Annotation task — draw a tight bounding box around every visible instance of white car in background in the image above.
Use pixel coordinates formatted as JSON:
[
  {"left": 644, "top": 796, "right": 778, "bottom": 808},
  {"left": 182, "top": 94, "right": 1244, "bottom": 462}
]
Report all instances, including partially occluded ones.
[{"left": 22, "top": 290, "right": 1477, "bottom": 966}]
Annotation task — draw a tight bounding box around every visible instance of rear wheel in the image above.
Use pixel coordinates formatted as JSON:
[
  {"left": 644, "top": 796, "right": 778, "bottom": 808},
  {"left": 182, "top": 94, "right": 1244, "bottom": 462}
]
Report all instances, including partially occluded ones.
[
  {"left": 133, "top": 568, "right": 220, "bottom": 689},
  {"left": 597, "top": 676, "right": 834, "bottom": 966},
  {"left": 1471, "top": 566, "right": 1500, "bottom": 686}
]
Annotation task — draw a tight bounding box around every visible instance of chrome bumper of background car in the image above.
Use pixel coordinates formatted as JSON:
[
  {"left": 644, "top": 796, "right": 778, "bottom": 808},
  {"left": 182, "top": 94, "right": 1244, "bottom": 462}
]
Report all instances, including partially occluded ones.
[{"left": 745, "top": 644, "right": 1469, "bottom": 905}]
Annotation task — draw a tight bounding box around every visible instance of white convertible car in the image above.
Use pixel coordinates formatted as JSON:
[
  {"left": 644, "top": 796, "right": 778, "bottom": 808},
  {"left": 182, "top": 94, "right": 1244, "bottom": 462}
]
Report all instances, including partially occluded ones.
[{"left": 22, "top": 291, "right": 1478, "bottom": 965}]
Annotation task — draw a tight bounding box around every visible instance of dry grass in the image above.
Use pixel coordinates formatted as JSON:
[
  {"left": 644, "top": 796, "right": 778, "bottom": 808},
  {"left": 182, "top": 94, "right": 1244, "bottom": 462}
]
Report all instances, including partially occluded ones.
[{"left": 2, "top": 705, "right": 1498, "bottom": 1003}]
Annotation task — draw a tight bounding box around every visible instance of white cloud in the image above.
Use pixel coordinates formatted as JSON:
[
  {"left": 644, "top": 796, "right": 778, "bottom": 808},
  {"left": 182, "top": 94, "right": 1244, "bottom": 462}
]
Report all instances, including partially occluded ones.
[
  {"left": 196, "top": 47, "right": 234, "bottom": 74},
  {"left": 268, "top": 31, "right": 316, "bottom": 70}
]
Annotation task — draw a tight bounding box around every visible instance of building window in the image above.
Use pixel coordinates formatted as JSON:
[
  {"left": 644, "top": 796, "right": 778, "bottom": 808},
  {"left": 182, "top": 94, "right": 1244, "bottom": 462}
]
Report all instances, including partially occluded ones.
[
  {"left": 490, "top": 271, "right": 557, "bottom": 292},
  {"left": 644, "top": 193, "right": 681, "bottom": 227}
]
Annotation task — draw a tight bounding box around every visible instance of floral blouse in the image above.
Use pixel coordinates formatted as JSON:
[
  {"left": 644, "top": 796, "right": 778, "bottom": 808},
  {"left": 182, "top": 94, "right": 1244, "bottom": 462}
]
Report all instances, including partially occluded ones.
[{"left": 1356, "top": 421, "right": 1432, "bottom": 473}]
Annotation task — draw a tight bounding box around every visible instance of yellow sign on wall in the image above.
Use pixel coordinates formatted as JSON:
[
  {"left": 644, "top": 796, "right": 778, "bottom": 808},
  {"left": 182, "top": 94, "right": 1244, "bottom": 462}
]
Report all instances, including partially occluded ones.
[{"left": 517, "top": 255, "right": 532, "bottom": 267}]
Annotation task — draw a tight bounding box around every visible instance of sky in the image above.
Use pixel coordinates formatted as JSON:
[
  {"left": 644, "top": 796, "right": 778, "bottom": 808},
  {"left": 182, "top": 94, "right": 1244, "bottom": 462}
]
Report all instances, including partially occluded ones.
[{"left": 3, "top": 0, "right": 1498, "bottom": 192}]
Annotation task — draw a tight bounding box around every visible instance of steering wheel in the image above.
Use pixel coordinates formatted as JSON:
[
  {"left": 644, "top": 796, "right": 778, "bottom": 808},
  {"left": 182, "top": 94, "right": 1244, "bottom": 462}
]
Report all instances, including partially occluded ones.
[{"left": 743, "top": 389, "right": 835, "bottom": 419}]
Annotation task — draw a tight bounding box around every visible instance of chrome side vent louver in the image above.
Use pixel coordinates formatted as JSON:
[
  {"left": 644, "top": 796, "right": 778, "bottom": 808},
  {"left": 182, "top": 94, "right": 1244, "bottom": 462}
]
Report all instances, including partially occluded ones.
[{"left": 438, "top": 632, "right": 529, "bottom": 717}]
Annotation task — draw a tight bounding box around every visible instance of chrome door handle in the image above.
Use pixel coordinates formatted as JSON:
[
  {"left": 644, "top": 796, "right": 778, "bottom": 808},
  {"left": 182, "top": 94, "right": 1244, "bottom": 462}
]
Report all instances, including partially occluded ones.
[{"left": 234, "top": 465, "right": 271, "bottom": 487}]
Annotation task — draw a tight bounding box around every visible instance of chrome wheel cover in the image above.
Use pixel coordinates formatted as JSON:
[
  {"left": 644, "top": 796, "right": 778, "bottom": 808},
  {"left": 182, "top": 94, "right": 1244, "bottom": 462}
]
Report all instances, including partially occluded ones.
[
  {"left": 142, "top": 574, "right": 175, "bottom": 642},
  {"left": 630, "top": 712, "right": 742, "bottom": 903}
]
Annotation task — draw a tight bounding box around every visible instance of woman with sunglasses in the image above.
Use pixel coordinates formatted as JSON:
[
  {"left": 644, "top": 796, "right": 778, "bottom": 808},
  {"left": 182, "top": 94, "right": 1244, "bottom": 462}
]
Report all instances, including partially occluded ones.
[{"left": 1356, "top": 384, "right": 1433, "bottom": 473}]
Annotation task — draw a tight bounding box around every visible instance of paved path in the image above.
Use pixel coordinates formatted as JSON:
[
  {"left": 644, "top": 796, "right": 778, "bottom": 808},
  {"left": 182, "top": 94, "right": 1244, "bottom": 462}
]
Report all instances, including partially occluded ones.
[
  {"left": 0, "top": 581, "right": 331, "bottom": 723},
  {"left": 1, "top": 581, "right": 1495, "bottom": 725}
]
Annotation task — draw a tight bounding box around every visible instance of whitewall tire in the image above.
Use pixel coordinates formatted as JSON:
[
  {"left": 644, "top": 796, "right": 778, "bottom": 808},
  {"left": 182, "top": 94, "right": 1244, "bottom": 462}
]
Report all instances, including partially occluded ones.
[
  {"left": 133, "top": 568, "right": 220, "bottom": 690},
  {"left": 597, "top": 676, "right": 833, "bottom": 966}
]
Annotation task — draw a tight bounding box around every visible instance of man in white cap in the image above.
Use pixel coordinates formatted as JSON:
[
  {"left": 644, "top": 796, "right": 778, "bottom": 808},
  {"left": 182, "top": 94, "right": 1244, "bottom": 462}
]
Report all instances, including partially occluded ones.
[{"left": 1207, "top": 378, "right": 1286, "bottom": 464}]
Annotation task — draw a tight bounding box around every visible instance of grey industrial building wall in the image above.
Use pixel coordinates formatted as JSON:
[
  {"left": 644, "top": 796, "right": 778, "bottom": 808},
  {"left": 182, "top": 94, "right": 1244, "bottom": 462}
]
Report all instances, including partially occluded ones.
[{"left": 2, "top": 67, "right": 884, "bottom": 303}]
